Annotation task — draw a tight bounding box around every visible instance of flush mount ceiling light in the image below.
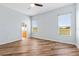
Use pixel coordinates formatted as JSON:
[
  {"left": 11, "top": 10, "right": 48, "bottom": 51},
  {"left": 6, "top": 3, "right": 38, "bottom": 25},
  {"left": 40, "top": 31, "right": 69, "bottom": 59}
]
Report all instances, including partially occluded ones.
[
  {"left": 30, "top": 3, "right": 43, "bottom": 7},
  {"left": 30, "top": 4, "right": 35, "bottom": 7}
]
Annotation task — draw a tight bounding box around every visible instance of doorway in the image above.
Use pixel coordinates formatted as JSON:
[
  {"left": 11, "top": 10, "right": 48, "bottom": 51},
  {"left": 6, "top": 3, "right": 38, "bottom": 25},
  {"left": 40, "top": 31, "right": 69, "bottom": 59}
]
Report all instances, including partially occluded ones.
[{"left": 21, "top": 22, "right": 27, "bottom": 40}]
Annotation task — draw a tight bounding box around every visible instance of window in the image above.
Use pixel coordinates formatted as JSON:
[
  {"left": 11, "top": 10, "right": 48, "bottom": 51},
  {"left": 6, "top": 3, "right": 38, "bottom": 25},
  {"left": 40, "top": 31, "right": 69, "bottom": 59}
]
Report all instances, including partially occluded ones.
[
  {"left": 32, "top": 20, "right": 38, "bottom": 33},
  {"left": 58, "top": 13, "right": 72, "bottom": 36}
]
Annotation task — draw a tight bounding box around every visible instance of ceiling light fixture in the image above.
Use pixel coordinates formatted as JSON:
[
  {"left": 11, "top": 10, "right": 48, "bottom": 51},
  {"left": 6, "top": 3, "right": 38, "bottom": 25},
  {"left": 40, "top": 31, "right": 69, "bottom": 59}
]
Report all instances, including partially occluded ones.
[
  {"left": 30, "top": 4, "right": 35, "bottom": 7},
  {"left": 30, "top": 3, "right": 43, "bottom": 7}
]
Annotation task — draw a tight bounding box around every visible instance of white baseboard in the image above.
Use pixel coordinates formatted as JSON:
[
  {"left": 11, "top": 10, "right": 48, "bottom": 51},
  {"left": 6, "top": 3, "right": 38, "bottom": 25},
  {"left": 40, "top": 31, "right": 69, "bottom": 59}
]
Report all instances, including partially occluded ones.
[
  {"left": 0, "top": 39, "right": 20, "bottom": 45},
  {"left": 32, "top": 36, "right": 76, "bottom": 46}
]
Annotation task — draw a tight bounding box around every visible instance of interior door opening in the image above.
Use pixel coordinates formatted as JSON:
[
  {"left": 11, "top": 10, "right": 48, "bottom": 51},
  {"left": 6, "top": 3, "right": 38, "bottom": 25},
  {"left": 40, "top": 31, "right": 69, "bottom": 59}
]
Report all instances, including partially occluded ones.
[{"left": 21, "top": 22, "right": 27, "bottom": 40}]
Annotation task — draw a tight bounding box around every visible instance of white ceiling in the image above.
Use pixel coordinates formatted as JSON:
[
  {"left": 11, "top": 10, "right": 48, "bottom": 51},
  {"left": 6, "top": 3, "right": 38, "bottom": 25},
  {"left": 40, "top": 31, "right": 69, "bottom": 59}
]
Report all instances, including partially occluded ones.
[{"left": 0, "top": 3, "right": 73, "bottom": 16}]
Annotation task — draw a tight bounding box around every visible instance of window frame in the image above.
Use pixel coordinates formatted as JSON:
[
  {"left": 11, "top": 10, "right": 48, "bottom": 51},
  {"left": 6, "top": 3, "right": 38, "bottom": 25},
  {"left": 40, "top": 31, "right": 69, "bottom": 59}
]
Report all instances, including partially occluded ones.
[
  {"left": 58, "top": 12, "right": 72, "bottom": 36},
  {"left": 32, "top": 20, "right": 39, "bottom": 33}
]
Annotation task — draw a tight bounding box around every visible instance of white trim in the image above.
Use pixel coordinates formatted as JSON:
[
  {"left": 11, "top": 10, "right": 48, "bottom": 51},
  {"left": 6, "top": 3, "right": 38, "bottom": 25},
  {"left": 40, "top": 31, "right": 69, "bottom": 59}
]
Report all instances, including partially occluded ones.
[
  {"left": 32, "top": 36, "right": 76, "bottom": 46},
  {"left": 0, "top": 39, "right": 20, "bottom": 45}
]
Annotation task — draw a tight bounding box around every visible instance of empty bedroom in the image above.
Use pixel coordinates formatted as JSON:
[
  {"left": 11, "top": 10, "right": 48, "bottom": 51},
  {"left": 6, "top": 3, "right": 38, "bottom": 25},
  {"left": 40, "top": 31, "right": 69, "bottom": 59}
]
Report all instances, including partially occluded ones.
[{"left": 0, "top": 3, "right": 79, "bottom": 56}]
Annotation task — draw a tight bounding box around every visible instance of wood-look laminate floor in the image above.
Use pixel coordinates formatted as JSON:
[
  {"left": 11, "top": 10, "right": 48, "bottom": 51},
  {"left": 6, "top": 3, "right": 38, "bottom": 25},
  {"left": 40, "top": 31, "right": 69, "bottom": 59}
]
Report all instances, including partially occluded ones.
[{"left": 0, "top": 37, "right": 79, "bottom": 56}]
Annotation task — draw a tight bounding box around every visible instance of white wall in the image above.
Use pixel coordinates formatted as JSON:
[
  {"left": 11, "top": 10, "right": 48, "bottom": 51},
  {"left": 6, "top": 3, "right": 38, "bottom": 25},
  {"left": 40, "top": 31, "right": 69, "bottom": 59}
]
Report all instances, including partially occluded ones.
[
  {"left": 32, "top": 4, "right": 76, "bottom": 44},
  {"left": 76, "top": 4, "right": 79, "bottom": 48},
  {"left": 0, "top": 5, "right": 31, "bottom": 45}
]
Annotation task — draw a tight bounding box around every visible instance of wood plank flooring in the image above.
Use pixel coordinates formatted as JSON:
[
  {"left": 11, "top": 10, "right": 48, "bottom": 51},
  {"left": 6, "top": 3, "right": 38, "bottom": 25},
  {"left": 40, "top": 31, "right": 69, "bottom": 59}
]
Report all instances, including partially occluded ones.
[{"left": 0, "top": 37, "right": 79, "bottom": 56}]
